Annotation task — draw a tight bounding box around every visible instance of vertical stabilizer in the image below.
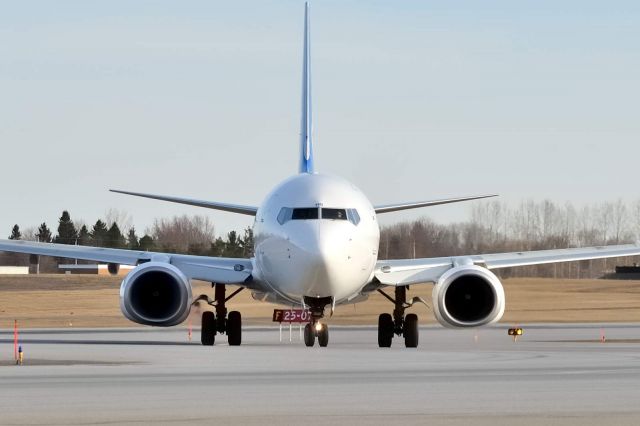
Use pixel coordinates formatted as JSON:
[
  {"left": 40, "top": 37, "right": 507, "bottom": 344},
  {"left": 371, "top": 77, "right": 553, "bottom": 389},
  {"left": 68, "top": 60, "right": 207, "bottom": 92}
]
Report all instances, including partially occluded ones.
[{"left": 299, "top": 2, "right": 314, "bottom": 174}]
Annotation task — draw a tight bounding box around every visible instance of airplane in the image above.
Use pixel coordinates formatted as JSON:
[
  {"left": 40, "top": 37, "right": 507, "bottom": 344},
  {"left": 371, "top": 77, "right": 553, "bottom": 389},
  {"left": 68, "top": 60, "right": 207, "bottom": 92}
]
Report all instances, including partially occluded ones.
[{"left": 2, "top": 2, "right": 640, "bottom": 348}]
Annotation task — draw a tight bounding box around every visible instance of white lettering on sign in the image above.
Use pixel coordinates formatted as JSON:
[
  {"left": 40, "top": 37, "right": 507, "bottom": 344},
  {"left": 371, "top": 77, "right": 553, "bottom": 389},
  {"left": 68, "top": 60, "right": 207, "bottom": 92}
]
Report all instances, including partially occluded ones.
[{"left": 273, "top": 309, "right": 311, "bottom": 323}]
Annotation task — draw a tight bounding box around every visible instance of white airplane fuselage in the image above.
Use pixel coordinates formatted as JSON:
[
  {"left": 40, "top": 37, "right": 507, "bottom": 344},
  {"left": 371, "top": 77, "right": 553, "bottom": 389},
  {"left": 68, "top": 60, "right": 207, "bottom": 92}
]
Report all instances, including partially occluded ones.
[{"left": 253, "top": 173, "right": 380, "bottom": 304}]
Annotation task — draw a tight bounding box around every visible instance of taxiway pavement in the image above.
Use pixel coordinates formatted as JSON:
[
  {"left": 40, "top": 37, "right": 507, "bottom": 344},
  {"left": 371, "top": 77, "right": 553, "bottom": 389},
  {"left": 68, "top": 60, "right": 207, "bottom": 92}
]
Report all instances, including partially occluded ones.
[{"left": 2, "top": 324, "right": 640, "bottom": 425}]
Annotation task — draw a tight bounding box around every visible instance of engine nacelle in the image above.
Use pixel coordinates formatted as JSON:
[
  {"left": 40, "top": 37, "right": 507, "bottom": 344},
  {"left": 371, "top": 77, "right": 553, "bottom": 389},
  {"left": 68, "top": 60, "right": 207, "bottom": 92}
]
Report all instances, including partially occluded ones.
[
  {"left": 119, "top": 262, "right": 192, "bottom": 327},
  {"left": 432, "top": 265, "right": 505, "bottom": 328}
]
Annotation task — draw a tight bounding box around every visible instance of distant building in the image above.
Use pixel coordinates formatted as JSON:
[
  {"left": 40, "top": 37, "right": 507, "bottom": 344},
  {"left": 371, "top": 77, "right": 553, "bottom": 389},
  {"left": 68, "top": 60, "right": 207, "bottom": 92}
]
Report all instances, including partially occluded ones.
[
  {"left": 58, "top": 264, "right": 134, "bottom": 276},
  {"left": 0, "top": 266, "right": 29, "bottom": 275},
  {"left": 615, "top": 265, "right": 640, "bottom": 274},
  {"left": 605, "top": 265, "right": 640, "bottom": 279}
]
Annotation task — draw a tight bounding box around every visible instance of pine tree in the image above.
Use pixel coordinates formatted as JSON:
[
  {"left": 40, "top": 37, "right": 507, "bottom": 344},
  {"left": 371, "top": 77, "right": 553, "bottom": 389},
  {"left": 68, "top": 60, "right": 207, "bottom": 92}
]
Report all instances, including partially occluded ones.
[
  {"left": 54, "top": 210, "right": 78, "bottom": 245},
  {"left": 77, "top": 225, "right": 91, "bottom": 245},
  {"left": 91, "top": 220, "right": 108, "bottom": 247},
  {"left": 210, "top": 237, "right": 226, "bottom": 256},
  {"left": 106, "top": 223, "right": 126, "bottom": 248},
  {"left": 127, "top": 227, "right": 140, "bottom": 250},
  {"left": 8, "top": 224, "right": 21, "bottom": 240},
  {"left": 139, "top": 234, "right": 155, "bottom": 251},
  {"left": 240, "top": 226, "right": 254, "bottom": 258},
  {"left": 225, "top": 230, "right": 243, "bottom": 257},
  {"left": 36, "top": 222, "right": 52, "bottom": 243}
]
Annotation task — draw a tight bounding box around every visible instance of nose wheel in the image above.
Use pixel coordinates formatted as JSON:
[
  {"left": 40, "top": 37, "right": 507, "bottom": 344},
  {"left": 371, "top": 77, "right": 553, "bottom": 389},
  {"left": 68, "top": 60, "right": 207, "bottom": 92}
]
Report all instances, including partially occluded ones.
[
  {"left": 302, "top": 295, "right": 332, "bottom": 347},
  {"left": 304, "top": 321, "right": 329, "bottom": 347},
  {"left": 304, "top": 323, "right": 315, "bottom": 346}
]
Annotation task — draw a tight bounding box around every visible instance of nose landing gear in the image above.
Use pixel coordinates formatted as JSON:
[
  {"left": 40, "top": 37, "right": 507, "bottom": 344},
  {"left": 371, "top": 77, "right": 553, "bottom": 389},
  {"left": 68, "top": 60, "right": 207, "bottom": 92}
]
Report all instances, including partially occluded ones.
[{"left": 303, "top": 295, "right": 332, "bottom": 347}]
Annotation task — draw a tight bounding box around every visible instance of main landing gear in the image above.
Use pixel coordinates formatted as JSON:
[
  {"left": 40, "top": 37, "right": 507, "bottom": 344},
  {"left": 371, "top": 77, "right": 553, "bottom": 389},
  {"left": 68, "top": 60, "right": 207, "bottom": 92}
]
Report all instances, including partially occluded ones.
[
  {"left": 198, "top": 283, "right": 244, "bottom": 346},
  {"left": 303, "top": 295, "right": 332, "bottom": 347},
  {"left": 377, "top": 286, "right": 421, "bottom": 348}
]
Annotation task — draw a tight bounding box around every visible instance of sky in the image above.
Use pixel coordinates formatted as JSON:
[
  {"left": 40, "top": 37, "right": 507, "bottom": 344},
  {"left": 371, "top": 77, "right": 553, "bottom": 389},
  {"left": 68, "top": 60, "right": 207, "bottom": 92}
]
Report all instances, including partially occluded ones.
[{"left": 1, "top": 0, "right": 639, "bottom": 238}]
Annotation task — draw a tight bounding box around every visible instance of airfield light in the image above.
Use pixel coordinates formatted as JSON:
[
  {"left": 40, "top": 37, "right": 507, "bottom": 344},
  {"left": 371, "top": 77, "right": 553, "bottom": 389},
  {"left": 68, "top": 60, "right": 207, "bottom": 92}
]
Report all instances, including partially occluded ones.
[{"left": 508, "top": 328, "right": 524, "bottom": 342}]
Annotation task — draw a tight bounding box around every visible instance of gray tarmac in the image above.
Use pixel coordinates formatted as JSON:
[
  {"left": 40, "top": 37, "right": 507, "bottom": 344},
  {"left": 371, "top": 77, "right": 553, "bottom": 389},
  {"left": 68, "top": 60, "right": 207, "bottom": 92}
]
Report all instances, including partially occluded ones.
[{"left": 2, "top": 324, "right": 640, "bottom": 425}]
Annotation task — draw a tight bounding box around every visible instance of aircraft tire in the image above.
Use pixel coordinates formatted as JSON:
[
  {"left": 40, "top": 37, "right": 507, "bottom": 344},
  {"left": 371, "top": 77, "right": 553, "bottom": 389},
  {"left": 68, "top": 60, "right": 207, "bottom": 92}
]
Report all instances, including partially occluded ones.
[
  {"left": 227, "top": 311, "right": 242, "bottom": 346},
  {"left": 201, "top": 311, "right": 216, "bottom": 346},
  {"left": 404, "top": 313, "right": 419, "bottom": 348},
  {"left": 304, "top": 323, "right": 315, "bottom": 347},
  {"left": 318, "top": 324, "right": 329, "bottom": 347},
  {"left": 378, "top": 313, "right": 394, "bottom": 348}
]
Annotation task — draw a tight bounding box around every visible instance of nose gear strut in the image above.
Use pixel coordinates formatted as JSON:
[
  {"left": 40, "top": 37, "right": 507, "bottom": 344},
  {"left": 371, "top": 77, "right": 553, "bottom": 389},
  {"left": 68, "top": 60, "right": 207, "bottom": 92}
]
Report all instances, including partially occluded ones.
[{"left": 302, "top": 295, "right": 332, "bottom": 347}]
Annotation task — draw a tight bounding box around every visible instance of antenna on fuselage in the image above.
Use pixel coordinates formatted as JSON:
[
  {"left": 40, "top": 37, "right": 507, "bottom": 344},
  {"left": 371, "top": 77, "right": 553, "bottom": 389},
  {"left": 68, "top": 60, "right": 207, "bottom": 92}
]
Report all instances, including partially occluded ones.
[{"left": 299, "top": 2, "right": 314, "bottom": 174}]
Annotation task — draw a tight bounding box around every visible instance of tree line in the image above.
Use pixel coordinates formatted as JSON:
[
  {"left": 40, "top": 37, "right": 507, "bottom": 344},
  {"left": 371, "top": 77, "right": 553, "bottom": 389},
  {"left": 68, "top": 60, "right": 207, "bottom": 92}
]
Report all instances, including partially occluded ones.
[
  {"left": 9, "top": 211, "right": 154, "bottom": 251},
  {"left": 4, "top": 210, "right": 254, "bottom": 272},
  {"left": 4, "top": 199, "right": 640, "bottom": 278},
  {"left": 380, "top": 199, "right": 640, "bottom": 279}
]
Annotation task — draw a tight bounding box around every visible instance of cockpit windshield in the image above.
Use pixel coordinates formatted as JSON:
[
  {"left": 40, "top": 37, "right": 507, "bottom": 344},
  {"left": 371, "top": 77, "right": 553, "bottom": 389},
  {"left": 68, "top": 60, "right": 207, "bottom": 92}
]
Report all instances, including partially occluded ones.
[
  {"left": 292, "top": 208, "right": 319, "bottom": 220},
  {"left": 322, "top": 208, "right": 346, "bottom": 220},
  {"left": 277, "top": 207, "right": 360, "bottom": 225}
]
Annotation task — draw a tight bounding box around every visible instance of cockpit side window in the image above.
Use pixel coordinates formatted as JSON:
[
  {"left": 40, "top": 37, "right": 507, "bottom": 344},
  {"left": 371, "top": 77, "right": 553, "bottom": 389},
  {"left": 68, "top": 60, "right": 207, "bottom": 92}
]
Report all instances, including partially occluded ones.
[
  {"left": 347, "top": 209, "right": 360, "bottom": 226},
  {"left": 277, "top": 207, "right": 293, "bottom": 225}
]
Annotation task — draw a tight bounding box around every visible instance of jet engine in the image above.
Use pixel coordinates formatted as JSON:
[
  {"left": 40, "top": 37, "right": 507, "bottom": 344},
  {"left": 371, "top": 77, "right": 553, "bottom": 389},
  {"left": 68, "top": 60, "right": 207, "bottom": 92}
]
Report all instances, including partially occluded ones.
[
  {"left": 119, "top": 262, "right": 192, "bottom": 327},
  {"left": 432, "top": 265, "right": 505, "bottom": 328}
]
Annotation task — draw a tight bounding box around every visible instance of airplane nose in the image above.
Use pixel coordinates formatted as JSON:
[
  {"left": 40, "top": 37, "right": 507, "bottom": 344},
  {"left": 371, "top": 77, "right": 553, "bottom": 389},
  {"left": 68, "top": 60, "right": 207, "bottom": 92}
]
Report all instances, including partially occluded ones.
[
  {"left": 307, "top": 228, "right": 332, "bottom": 260},
  {"left": 289, "top": 223, "right": 348, "bottom": 298}
]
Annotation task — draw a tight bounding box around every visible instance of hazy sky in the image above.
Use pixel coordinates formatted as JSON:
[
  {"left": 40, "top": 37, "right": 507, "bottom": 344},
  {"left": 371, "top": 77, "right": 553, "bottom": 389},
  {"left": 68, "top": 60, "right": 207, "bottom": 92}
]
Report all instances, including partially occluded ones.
[{"left": 1, "top": 1, "right": 639, "bottom": 238}]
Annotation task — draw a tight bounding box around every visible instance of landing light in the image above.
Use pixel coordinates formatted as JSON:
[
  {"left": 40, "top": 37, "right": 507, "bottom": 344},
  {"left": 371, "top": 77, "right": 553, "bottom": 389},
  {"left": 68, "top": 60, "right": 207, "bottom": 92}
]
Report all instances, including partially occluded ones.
[{"left": 315, "top": 322, "right": 323, "bottom": 332}]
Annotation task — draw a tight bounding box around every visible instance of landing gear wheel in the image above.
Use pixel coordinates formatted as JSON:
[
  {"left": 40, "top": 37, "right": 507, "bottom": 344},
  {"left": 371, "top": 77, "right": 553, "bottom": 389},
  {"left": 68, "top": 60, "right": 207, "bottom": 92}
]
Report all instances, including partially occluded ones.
[
  {"left": 216, "top": 316, "right": 226, "bottom": 334},
  {"left": 304, "top": 323, "right": 315, "bottom": 347},
  {"left": 201, "top": 311, "right": 216, "bottom": 346},
  {"left": 317, "top": 324, "right": 329, "bottom": 347},
  {"left": 404, "top": 313, "right": 419, "bottom": 348},
  {"left": 378, "top": 313, "right": 394, "bottom": 348},
  {"left": 227, "top": 311, "right": 242, "bottom": 346}
]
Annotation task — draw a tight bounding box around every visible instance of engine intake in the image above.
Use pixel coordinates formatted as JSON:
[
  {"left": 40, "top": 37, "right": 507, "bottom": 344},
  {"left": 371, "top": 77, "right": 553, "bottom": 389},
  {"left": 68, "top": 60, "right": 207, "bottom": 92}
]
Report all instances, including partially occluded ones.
[
  {"left": 432, "top": 265, "right": 505, "bottom": 328},
  {"left": 119, "top": 262, "right": 192, "bottom": 327}
]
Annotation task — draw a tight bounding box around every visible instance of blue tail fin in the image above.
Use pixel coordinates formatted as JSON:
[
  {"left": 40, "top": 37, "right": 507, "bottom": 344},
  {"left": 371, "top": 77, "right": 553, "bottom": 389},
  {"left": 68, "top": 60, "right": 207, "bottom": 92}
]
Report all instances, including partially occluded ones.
[{"left": 299, "top": 2, "right": 314, "bottom": 174}]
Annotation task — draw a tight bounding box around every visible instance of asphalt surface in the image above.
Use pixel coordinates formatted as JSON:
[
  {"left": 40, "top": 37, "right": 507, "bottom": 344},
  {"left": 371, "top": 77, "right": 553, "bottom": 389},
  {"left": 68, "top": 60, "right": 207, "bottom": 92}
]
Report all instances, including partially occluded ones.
[{"left": 2, "top": 324, "right": 640, "bottom": 425}]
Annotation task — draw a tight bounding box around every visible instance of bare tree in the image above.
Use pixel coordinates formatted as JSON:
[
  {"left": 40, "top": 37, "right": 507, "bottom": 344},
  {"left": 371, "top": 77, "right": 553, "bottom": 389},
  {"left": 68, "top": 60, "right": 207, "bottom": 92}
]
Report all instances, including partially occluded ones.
[
  {"left": 612, "top": 199, "right": 627, "bottom": 244},
  {"left": 631, "top": 199, "right": 640, "bottom": 242},
  {"left": 104, "top": 208, "right": 133, "bottom": 233},
  {"left": 151, "top": 215, "right": 215, "bottom": 254},
  {"left": 380, "top": 198, "right": 640, "bottom": 278},
  {"left": 596, "top": 202, "right": 613, "bottom": 244},
  {"left": 21, "top": 226, "right": 37, "bottom": 241},
  {"left": 74, "top": 219, "right": 87, "bottom": 235}
]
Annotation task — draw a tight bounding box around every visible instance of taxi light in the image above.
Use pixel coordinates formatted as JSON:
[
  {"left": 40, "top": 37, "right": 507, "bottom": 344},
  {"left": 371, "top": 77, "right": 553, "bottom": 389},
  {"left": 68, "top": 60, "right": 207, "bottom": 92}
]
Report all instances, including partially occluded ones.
[{"left": 315, "top": 322, "right": 323, "bottom": 332}]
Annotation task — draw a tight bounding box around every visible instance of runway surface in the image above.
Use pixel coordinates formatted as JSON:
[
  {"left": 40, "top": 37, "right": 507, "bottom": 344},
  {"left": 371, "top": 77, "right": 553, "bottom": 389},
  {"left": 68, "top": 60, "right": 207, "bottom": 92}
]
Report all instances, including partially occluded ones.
[{"left": 2, "top": 324, "right": 640, "bottom": 425}]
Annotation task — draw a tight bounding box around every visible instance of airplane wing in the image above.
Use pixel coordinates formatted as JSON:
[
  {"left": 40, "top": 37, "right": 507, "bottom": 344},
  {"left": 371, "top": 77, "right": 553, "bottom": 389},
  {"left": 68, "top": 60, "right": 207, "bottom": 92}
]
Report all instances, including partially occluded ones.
[
  {"left": 110, "top": 190, "right": 258, "bottom": 216},
  {"left": 0, "top": 239, "right": 253, "bottom": 286},
  {"left": 374, "top": 243, "right": 640, "bottom": 286},
  {"left": 374, "top": 194, "right": 498, "bottom": 214}
]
